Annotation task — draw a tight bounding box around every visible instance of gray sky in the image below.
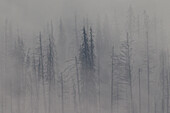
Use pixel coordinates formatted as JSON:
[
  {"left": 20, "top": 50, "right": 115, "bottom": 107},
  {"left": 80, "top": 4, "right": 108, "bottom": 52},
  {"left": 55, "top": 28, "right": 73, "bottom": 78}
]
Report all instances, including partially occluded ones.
[{"left": 0, "top": 0, "right": 170, "bottom": 35}]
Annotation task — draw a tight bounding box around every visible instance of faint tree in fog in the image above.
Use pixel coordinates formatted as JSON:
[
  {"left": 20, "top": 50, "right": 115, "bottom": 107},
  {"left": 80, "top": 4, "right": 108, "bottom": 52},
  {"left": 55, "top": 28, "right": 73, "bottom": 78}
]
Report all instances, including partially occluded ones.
[
  {"left": 37, "top": 32, "right": 47, "bottom": 113},
  {"left": 111, "top": 46, "right": 124, "bottom": 113},
  {"left": 46, "top": 22, "right": 56, "bottom": 113},
  {"left": 89, "top": 27, "right": 95, "bottom": 70},
  {"left": 13, "top": 36, "right": 25, "bottom": 113},
  {"left": 119, "top": 33, "right": 134, "bottom": 113},
  {"left": 75, "top": 56, "right": 81, "bottom": 113},
  {"left": 89, "top": 26, "right": 97, "bottom": 112},
  {"left": 143, "top": 11, "right": 151, "bottom": 113},
  {"left": 160, "top": 50, "right": 170, "bottom": 113},
  {"left": 25, "top": 49, "right": 34, "bottom": 113},
  {"left": 79, "top": 26, "right": 97, "bottom": 113},
  {"left": 111, "top": 46, "right": 114, "bottom": 113},
  {"left": 72, "top": 78, "right": 77, "bottom": 113},
  {"left": 79, "top": 26, "right": 90, "bottom": 113},
  {"left": 138, "top": 68, "right": 141, "bottom": 113},
  {"left": 60, "top": 73, "right": 64, "bottom": 113},
  {"left": 32, "top": 51, "right": 39, "bottom": 113},
  {"left": 96, "top": 18, "right": 103, "bottom": 113}
]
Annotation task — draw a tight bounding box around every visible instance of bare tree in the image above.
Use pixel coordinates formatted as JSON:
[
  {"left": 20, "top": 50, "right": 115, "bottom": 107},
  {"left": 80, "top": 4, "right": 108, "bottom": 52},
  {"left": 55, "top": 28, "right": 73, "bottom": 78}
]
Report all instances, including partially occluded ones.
[
  {"left": 96, "top": 18, "right": 102, "bottom": 113},
  {"left": 120, "top": 33, "right": 133, "bottom": 113},
  {"left": 111, "top": 46, "right": 114, "bottom": 113},
  {"left": 72, "top": 79, "right": 77, "bottom": 113},
  {"left": 75, "top": 56, "right": 81, "bottom": 113},
  {"left": 146, "top": 31, "right": 150, "bottom": 113},
  {"left": 60, "top": 73, "right": 64, "bottom": 113},
  {"left": 32, "top": 51, "right": 39, "bottom": 113},
  {"left": 138, "top": 68, "right": 141, "bottom": 113},
  {"left": 46, "top": 21, "right": 56, "bottom": 113},
  {"left": 38, "top": 32, "right": 47, "bottom": 113}
]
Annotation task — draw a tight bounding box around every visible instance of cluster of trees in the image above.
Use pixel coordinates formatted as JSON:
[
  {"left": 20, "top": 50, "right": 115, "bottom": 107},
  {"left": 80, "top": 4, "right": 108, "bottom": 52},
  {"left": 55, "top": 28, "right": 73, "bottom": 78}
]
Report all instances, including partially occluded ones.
[{"left": 0, "top": 7, "right": 169, "bottom": 113}]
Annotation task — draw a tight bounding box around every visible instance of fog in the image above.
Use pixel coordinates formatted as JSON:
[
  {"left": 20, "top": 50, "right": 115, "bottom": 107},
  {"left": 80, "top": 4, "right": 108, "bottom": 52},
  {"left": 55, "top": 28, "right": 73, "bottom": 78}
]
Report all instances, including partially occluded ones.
[
  {"left": 0, "top": 0, "right": 170, "bottom": 113},
  {"left": 0, "top": 0, "right": 169, "bottom": 31}
]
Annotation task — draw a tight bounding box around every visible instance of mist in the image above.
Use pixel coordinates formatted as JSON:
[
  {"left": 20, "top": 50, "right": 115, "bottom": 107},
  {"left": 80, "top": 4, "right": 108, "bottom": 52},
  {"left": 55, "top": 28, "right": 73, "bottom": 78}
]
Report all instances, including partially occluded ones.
[{"left": 0, "top": 0, "right": 170, "bottom": 113}]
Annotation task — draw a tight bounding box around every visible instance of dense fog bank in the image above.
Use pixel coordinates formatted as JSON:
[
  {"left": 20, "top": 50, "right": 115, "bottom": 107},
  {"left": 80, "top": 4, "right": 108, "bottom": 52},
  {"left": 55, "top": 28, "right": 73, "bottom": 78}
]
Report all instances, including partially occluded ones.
[{"left": 0, "top": 0, "right": 170, "bottom": 113}]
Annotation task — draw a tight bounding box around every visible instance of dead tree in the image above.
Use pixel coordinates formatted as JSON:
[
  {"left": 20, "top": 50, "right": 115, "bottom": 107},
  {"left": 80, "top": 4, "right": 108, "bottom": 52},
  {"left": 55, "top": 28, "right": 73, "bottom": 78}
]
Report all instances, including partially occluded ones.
[
  {"left": 120, "top": 33, "right": 133, "bottom": 113},
  {"left": 73, "top": 79, "right": 77, "bottom": 113},
  {"left": 111, "top": 46, "right": 114, "bottom": 113},
  {"left": 75, "top": 56, "right": 81, "bottom": 113},
  {"left": 38, "top": 32, "right": 47, "bottom": 113},
  {"left": 139, "top": 68, "right": 141, "bottom": 113},
  {"left": 146, "top": 31, "right": 150, "bottom": 113},
  {"left": 60, "top": 73, "right": 64, "bottom": 113},
  {"left": 47, "top": 21, "right": 56, "bottom": 113},
  {"left": 32, "top": 52, "right": 39, "bottom": 113}
]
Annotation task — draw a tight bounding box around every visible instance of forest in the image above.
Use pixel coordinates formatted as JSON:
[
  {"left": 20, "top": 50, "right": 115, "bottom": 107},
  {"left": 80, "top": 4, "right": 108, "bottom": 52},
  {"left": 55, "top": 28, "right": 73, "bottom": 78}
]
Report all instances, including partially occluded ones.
[{"left": 0, "top": 2, "right": 169, "bottom": 113}]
